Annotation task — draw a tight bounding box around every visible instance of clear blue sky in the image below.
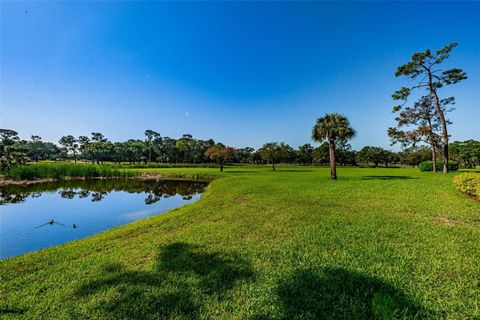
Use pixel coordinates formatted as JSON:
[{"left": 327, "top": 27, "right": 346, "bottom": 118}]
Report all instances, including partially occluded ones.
[{"left": 1, "top": 1, "right": 479, "bottom": 150}]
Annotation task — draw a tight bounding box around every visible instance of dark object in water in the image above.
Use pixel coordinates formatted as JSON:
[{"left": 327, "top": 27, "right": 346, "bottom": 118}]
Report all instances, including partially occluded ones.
[{"left": 31, "top": 220, "right": 66, "bottom": 231}]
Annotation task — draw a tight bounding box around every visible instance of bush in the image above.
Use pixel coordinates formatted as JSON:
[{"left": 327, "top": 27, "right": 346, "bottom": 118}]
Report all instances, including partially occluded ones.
[
  {"left": 419, "top": 161, "right": 459, "bottom": 172},
  {"left": 453, "top": 172, "right": 480, "bottom": 199}
]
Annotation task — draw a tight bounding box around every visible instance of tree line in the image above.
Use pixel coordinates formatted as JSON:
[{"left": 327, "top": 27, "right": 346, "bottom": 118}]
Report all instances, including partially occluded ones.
[{"left": 1, "top": 128, "right": 477, "bottom": 171}]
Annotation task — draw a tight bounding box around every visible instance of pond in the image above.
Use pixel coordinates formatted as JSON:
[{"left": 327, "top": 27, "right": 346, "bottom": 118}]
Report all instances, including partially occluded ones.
[{"left": 0, "top": 179, "right": 207, "bottom": 259}]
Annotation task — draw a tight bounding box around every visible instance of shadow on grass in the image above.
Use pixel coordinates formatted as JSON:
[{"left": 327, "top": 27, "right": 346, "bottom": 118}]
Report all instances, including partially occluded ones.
[
  {"left": 0, "top": 307, "right": 26, "bottom": 317},
  {"left": 73, "top": 242, "right": 254, "bottom": 319},
  {"left": 225, "top": 170, "right": 261, "bottom": 174},
  {"left": 253, "top": 268, "right": 430, "bottom": 320},
  {"left": 359, "top": 175, "right": 418, "bottom": 180},
  {"left": 276, "top": 169, "right": 314, "bottom": 172}
]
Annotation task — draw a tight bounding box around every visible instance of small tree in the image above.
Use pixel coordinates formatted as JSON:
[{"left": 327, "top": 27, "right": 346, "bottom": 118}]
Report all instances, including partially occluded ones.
[
  {"left": 356, "top": 146, "right": 385, "bottom": 167},
  {"left": 90, "top": 132, "right": 108, "bottom": 164},
  {"left": 145, "top": 130, "right": 161, "bottom": 163},
  {"left": 296, "top": 144, "right": 314, "bottom": 165},
  {"left": 205, "top": 144, "right": 235, "bottom": 172},
  {"left": 388, "top": 95, "right": 446, "bottom": 172},
  {"left": 312, "top": 114, "right": 355, "bottom": 179},
  {"left": 30, "top": 135, "right": 43, "bottom": 162},
  {"left": 78, "top": 136, "right": 92, "bottom": 162},
  {"left": 393, "top": 42, "right": 467, "bottom": 173},
  {"left": 258, "top": 142, "right": 284, "bottom": 171},
  {"left": 0, "top": 129, "right": 26, "bottom": 170},
  {"left": 58, "top": 135, "right": 79, "bottom": 163}
]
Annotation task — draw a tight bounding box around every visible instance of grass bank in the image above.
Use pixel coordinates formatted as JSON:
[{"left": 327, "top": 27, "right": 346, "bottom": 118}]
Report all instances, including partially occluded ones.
[{"left": 1, "top": 166, "right": 479, "bottom": 319}]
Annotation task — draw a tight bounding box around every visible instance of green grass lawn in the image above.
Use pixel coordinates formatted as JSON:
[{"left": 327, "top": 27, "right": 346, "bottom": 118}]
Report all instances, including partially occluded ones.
[{"left": 1, "top": 166, "right": 479, "bottom": 319}]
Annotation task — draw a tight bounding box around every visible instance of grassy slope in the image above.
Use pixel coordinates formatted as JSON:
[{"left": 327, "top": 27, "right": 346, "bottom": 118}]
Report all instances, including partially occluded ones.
[{"left": 1, "top": 167, "right": 479, "bottom": 319}]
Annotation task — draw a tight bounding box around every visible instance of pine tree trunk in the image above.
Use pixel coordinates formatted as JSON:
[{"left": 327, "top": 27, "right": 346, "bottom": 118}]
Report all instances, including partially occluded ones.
[
  {"left": 272, "top": 162, "right": 275, "bottom": 171},
  {"left": 429, "top": 76, "right": 449, "bottom": 173},
  {"left": 431, "top": 142, "right": 437, "bottom": 173}
]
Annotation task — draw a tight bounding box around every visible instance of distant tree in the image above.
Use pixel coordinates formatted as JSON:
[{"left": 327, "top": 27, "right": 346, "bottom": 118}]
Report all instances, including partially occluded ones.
[
  {"left": 155, "top": 137, "right": 178, "bottom": 163},
  {"left": 41, "top": 142, "right": 61, "bottom": 160},
  {"left": 124, "top": 139, "right": 145, "bottom": 163},
  {"left": 381, "top": 150, "right": 398, "bottom": 168},
  {"left": 30, "top": 135, "right": 43, "bottom": 162},
  {"left": 144, "top": 130, "right": 161, "bottom": 163},
  {"left": 58, "top": 135, "right": 79, "bottom": 162},
  {"left": 205, "top": 144, "right": 236, "bottom": 171},
  {"left": 191, "top": 139, "right": 210, "bottom": 164},
  {"left": 90, "top": 132, "right": 108, "bottom": 164},
  {"left": 399, "top": 147, "right": 432, "bottom": 167},
  {"left": 393, "top": 42, "right": 467, "bottom": 173},
  {"left": 176, "top": 134, "right": 195, "bottom": 163},
  {"left": 112, "top": 142, "right": 125, "bottom": 163},
  {"left": 296, "top": 144, "right": 314, "bottom": 165},
  {"left": 27, "top": 140, "right": 60, "bottom": 161},
  {"left": 236, "top": 147, "right": 255, "bottom": 164},
  {"left": 312, "top": 143, "right": 330, "bottom": 165},
  {"left": 0, "top": 129, "right": 20, "bottom": 146},
  {"left": 78, "top": 136, "right": 92, "bottom": 162},
  {"left": 450, "top": 140, "right": 480, "bottom": 168},
  {"left": 312, "top": 114, "right": 356, "bottom": 179},
  {"left": 270, "top": 143, "right": 295, "bottom": 164},
  {"left": 258, "top": 142, "right": 285, "bottom": 171},
  {"left": 0, "top": 129, "right": 26, "bottom": 169},
  {"left": 357, "top": 146, "right": 385, "bottom": 167},
  {"left": 335, "top": 141, "right": 357, "bottom": 166},
  {"left": 91, "top": 132, "right": 107, "bottom": 143}
]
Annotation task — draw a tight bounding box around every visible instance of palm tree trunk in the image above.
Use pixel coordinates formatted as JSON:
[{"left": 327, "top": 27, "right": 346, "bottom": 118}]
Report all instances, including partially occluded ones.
[{"left": 328, "top": 141, "right": 337, "bottom": 180}]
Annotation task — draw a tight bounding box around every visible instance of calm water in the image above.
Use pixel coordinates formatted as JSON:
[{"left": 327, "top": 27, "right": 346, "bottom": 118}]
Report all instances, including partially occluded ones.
[{"left": 0, "top": 179, "right": 207, "bottom": 259}]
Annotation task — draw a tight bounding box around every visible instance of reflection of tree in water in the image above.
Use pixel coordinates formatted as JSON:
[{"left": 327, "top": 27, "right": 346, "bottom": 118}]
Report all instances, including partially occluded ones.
[
  {"left": 59, "top": 190, "right": 76, "bottom": 199},
  {"left": 91, "top": 191, "right": 108, "bottom": 202},
  {"left": 31, "top": 192, "right": 42, "bottom": 198},
  {"left": 145, "top": 193, "right": 161, "bottom": 205},
  {"left": 78, "top": 190, "right": 90, "bottom": 198},
  {"left": 0, "top": 179, "right": 207, "bottom": 205},
  {"left": 0, "top": 189, "right": 29, "bottom": 205}
]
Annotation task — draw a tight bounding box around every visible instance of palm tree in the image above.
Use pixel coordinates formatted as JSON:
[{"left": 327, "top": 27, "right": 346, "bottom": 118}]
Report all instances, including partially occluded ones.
[{"left": 312, "top": 114, "right": 356, "bottom": 180}]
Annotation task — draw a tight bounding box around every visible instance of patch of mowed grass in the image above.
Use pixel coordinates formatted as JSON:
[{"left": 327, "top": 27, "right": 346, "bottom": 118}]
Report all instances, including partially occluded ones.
[
  {"left": 1, "top": 167, "right": 479, "bottom": 319},
  {"left": 3, "top": 162, "right": 136, "bottom": 180}
]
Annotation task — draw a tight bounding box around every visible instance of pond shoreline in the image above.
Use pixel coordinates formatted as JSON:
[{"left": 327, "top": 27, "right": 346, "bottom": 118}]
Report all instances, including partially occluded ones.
[
  {"left": 1, "top": 177, "right": 209, "bottom": 259},
  {"left": 0, "top": 172, "right": 216, "bottom": 186}
]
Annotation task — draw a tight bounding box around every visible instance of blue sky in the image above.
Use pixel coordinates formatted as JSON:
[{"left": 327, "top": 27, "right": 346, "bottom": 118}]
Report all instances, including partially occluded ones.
[{"left": 1, "top": 1, "right": 479, "bottom": 150}]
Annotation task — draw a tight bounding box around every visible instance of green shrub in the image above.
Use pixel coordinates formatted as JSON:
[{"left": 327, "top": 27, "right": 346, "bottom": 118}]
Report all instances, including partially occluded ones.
[
  {"left": 453, "top": 172, "right": 480, "bottom": 199},
  {"left": 419, "top": 161, "right": 459, "bottom": 172},
  {"left": 3, "top": 163, "right": 136, "bottom": 180}
]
